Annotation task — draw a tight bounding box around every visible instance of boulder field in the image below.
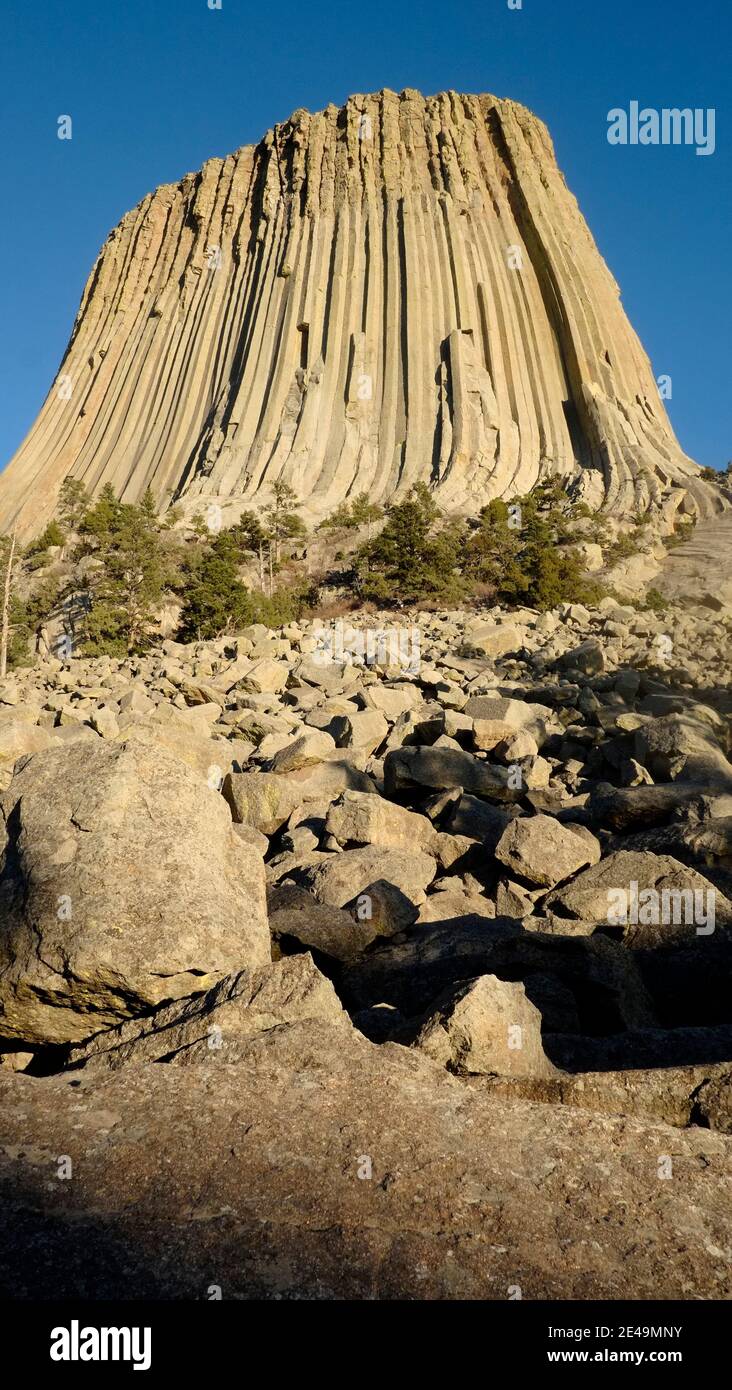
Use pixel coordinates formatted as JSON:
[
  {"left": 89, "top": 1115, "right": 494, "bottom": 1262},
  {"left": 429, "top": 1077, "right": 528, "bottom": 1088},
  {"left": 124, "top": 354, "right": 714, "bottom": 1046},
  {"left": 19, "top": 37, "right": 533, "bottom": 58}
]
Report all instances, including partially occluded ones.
[{"left": 1, "top": 597, "right": 731, "bottom": 1298}]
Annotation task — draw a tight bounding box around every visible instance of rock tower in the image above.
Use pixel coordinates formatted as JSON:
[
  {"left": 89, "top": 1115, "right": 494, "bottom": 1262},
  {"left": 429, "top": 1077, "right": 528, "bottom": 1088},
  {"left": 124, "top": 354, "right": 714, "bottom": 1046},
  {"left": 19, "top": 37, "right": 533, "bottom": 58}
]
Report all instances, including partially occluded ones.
[{"left": 0, "top": 89, "right": 712, "bottom": 539}]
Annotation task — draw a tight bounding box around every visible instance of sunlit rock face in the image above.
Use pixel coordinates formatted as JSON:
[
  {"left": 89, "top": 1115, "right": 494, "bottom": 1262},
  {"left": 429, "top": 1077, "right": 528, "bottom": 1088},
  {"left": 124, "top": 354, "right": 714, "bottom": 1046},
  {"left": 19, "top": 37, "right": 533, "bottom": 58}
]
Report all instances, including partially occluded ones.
[{"left": 0, "top": 88, "right": 713, "bottom": 539}]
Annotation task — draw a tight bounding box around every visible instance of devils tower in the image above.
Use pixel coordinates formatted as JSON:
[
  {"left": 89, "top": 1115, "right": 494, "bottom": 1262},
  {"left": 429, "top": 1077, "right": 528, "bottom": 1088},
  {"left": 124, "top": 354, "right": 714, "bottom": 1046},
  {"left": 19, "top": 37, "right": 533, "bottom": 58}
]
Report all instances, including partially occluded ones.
[{"left": 0, "top": 89, "right": 712, "bottom": 539}]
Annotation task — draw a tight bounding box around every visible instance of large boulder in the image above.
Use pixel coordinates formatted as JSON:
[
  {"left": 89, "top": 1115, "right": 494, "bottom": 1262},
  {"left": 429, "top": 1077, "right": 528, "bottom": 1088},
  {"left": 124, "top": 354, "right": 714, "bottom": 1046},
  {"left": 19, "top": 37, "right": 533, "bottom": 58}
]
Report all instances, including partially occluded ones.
[
  {"left": 417, "top": 886, "right": 496, "bottom": 923},
  {"left": 0, "top": 741, "right": 269, "bottom": 1044},
  {"left": 1, "top": 1026, "right": 730, "bottom": 1298},
  {"left": 443, "top": 792, "right": 517, "bottom": 850},
  {"left": 558, "top": 639, "right": 605, "bottom": 675},
  {"left": 384, "top": 746, "right": 518, "bottom": 802},
  {"left": 68, "top": 955, "right": 347, "bottom": 1070},
  {"left": 465, "top": 695, "right": 554, "bottom": 750},
  {"left": 544, "top": 850, "right": 730, "bottom": 946},
  {"left": 0, "top": 715, "right": 57, "bottom": 788},
  {"left": 299, "top": 845, "right": 437, "bottom": 909},
  {"left": 270, "top": 728, "right": 336, "bottom": 771},
  {"left": 224, "top": 759, "right": 374, "bottom": 833},
  {"left": 634, "top": 713, "right": 732, "bottom": 786},
  {"left": 414, "top": 975, "right": 560, "bottom": 1079},
  {"left": 341, "top": 710, "right": 389, "bottom": 755},
  {"left": 120, "top": 716, "right": 241, "bottom": 783},
  {"left": 325, "top": 789, "right": 438, "bottom": 853},
  {"left": 586, "top": 780, "right": 713, "bottom": 832},
  {"left": 494, "top": 814, "right": 601, "bottom": 888},
  {"left": 461, "top": 621, "right": 522, "bottom": 657},
  {"left": 267, "top": 884, "right": 377, "bottom": 961}
]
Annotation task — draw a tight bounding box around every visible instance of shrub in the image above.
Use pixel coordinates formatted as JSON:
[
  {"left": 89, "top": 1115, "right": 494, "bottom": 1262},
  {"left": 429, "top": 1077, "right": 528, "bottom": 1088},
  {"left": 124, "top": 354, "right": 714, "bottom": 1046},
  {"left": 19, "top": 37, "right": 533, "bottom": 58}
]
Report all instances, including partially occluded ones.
[
  {"left": 177, "top": 544, "right": 254, "bottom": 640},
  {"left": 355, "top": 484, "right": 466, "bottom": 606},
  {"left": 320, "top": 493, "right": 382, "bottom": 532}
]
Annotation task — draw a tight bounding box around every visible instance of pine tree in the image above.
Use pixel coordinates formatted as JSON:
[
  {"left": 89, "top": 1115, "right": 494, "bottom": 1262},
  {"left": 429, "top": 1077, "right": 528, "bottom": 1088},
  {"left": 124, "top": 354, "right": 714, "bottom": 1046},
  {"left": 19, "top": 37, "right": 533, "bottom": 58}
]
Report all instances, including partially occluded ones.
[
  {"left": 356, "top": 484, "right": 464, "bottom": 605},
  {"left": 0, "top": 531, "right": 18, "bottom": 677},
  {"left": 72, "top": 489, "right": 172, "bottom": 654},
  {"left": 57, "top": 477, "right": 89, "bottom": 532},
  {"left": 264, "top": 481, "right": 305, "bottom": 566},
  {"left": 177, "top": 539, "right": 253, "bottom": 640}
]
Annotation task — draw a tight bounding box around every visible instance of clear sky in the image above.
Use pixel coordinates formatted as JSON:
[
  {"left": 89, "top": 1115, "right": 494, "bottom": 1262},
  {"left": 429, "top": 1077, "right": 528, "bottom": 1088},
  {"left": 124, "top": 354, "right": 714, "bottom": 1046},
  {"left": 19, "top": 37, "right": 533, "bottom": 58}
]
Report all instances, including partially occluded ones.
[{"left": 1, "top": 0, "right": 729, "bottom": 470}]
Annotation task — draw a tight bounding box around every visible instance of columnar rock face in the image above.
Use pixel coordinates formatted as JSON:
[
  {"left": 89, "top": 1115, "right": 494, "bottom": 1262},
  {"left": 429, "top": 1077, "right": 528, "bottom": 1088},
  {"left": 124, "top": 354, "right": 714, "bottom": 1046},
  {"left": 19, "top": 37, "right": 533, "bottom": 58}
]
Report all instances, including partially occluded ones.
[{"left": 0, "top": 89, "right": 712, "bottom": 539}]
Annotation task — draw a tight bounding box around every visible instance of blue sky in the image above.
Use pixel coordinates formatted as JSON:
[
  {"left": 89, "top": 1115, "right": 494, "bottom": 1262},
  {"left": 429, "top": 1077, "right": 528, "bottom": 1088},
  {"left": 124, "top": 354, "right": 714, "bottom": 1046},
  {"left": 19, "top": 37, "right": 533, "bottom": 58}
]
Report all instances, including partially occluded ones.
[{"left": 0, "top": 0, "right": 729, "bottom": 470}]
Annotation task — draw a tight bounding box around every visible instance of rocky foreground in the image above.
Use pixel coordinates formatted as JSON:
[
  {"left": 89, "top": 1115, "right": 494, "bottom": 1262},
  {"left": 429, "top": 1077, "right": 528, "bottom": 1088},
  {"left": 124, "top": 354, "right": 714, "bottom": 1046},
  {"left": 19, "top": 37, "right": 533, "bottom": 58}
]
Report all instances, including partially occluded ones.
[{"left": 1, "top": 596, "right": 732, "bottom": 1298}]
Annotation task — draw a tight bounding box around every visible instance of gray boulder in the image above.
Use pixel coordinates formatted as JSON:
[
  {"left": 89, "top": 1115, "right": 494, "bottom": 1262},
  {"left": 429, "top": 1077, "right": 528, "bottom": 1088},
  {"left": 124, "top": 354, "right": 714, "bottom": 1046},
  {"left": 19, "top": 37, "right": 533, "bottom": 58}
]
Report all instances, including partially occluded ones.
[
  {"left": 414, "top": 975, "right": 561, "bottom": 1078},
  {"left": 0, "top": 741, "right": 269, "bottom": 1044},
  {"left": 494, "top": 814, "right": 601, "bottom": 888},
  {"left": 67, "top": 954, "right": 346, "bottom": 1070}
]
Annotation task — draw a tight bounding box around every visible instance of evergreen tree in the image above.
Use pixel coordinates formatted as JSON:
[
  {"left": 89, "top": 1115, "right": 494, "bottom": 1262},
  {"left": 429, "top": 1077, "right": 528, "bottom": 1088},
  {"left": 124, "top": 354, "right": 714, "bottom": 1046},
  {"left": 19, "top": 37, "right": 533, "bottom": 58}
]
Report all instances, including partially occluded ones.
[
  {"left": 57, "top": 477, "right": 89, "bottom": 532},
  {"left": 25, "top": 519, "right": 67, "bottom": 568},
  {"left": 264, "top": 481, "right": 305, "bottom": 564},
  {"left": 356, "top": 484, "right": 465, "bottom": 605},
  {"left": 177, "top": 537, "right": 253, "bottom": 640},
  {"left": 320, "top": 492, "right": 382, "bottom": 533},
  {"left": 73, "top": 489, "right": 173, "bottom": 654}
]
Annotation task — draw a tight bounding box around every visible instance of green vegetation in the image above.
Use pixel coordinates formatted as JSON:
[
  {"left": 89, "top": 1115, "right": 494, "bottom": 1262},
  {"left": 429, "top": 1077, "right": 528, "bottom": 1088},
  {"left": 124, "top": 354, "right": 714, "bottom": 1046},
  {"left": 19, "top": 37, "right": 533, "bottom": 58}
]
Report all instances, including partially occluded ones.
[
  {"left": 700, "top": 464, "right": 732, "bottom": 485},
  {"left": 24, "top": 519, "right": 67, "bottom": 572},
  {"left": 355, "top": 479, "right": 606, "bottom": 610},
  {"left": 58, "top": 478, "right": 90, "bottom": 531},
  {"left": 177, "top": 537, "right": 254, "bottom": 641},
  {"left": 73, "top": 487, "right": 175, "bottom": 655},
  {"left": 663, "top": 518, "right": 696, "bottom": 549},
  {"left": 641, "top": 587, "right": 668, "bottom": 613},
  {"left": 355, "top": 483, "right": 465, "bottom": 606},
  {"left": 0, "top": 532, "right": 61, "bottom": 671},
  {"left": 2, "top": 473, "right": 655, "bottom": 664},
  {"left": 319, "top": 492, "right": 382, "bottom": 532}
]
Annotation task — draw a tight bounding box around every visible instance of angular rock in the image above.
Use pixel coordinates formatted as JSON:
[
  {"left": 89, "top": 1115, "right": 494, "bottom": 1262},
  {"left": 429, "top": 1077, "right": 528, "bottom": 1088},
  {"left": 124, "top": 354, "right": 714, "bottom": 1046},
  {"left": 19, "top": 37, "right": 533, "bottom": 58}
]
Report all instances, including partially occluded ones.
[
  {"left": 443, "top": 792, "right": 516, "bottom": 849},
  {"left": 267, "top": 884, "right": 376, "bottom": 961},
  {"left": 462, "top": 623, "right": 522, "bottom": 658},
  {"left": 299, "top": 845, "right": 436, "bottom": 909},
  {"left": 586, "top": 779, "right": 713, "bottom": 831},
  {"left": 270, "top": 728, "right": 336, "bottom": 772},
  {"left": 545, "top": 850, "right": 730, "bottom": 945},
  {"left": 342, "top": 880, "right": 420, "bottom": 936},
  {"left": 240, "top": 657, "right": 289, "bottom": 694},
  {"left": 559, "top": 640, "right": 605, "bottom": 675},
  {"left": 325, "top": 789, "right": 438, "bottom": 853},
  {"left": 88, "top": 706, "right": 120, "bottom": 739},
  {"left": 634, "top": 713, "right": 732, "bottom": 786},
  {"left": 341, "top": 710, "right": 389, "bottom": 755},
  {"left": 414, "top": 975, "right": 560, "bottom": 1078},
  {"left": 342, "top": 917, "right": 656, "bottom": 1030},
  {"left": 417, "top": 888, "right": 496, "bottom": 923},
  {"left": 384, "top": 746, "right": 518, "bottom": 802},
  {"left": 224, "top": 759, "right": 374, "bottom": 833},
  {"left": 466, "top": 695, "right": 553, "bottom": 745},
  {"left": 67, "top": 954, "right": 346, "bottom": 1070},
  {"left": 4, "top": 1030, "right": 729, "bottom": 1298},
  {"left": 0, "top": 741, "right": 269, "bottom": 1044},
  {"left": 0, "top": 719, "right": 56, "bottom": 778},
  {"left": 494, "top": 814, "right": 601, "bottom": 888},
  {"left": 366, "top": 686, "right": 422, "bottom": 719}
]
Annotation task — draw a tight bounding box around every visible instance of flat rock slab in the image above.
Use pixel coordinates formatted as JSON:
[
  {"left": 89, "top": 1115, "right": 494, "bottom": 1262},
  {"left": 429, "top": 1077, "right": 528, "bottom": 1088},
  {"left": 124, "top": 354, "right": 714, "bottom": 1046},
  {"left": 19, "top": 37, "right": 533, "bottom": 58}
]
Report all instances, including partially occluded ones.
[{"left": 1, "top": 1033, "right": 731, "bottom": 1299}]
